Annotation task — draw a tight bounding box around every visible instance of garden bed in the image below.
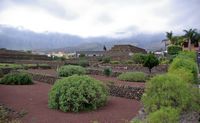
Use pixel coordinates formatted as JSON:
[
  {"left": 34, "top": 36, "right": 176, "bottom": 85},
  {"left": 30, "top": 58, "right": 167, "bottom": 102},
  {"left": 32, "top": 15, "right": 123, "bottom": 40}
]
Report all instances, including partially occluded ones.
[{"left": 0, "top": 82, "right": 142, "bottom": 123}]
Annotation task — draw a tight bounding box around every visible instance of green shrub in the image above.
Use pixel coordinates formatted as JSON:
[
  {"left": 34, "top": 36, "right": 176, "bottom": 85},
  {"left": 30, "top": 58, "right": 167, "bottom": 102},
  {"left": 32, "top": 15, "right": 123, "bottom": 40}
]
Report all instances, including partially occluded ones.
[
  {"left": 102, "top": 56, "right": 111, "bottom": 63},
  {"left": 168, "top": 58, "right": 198, "bottom": 80},
  {"left": 58, "top": 65, "right": 86, "bottom": 77},
  {"left": 78, "top": 60, "right": 89, "bottom": 67},
  {"left": 103, "top": 68, "right": 112, "bottom": 77},
  {"left": 118, "top": 72, "right": 147, "bottom": 82},
  {"left": 0, "top": 72, "right": 32, "bottom": 85},
  {"left": 147, "top": 107, "right": 179, "bottom": 123},
  {"left": 124, "top": 60, "right": 133, "bottom": 64},
  {"left": 177, "top": 51, "right": 196, "bottom": 61},
  {"left": 167, "top": 45, "right": 182, "bottom": 55},
  {"left": 48, "top": 75, "right": 108, "bottom": 112},
  {"left": 142, "top": 74, "right": 192, "bottom": 112},
  {"left": 110, "top": 61, "right": 120, "bottom": 64},
  {"left": 143, "top": 53, "right": 159, "bottom": 73},
  {"left": 168, "top": 68, "right": 194, "bottom": 83},
  {"left": 132, "top": 53, "right": 146, "bottom": 64}
]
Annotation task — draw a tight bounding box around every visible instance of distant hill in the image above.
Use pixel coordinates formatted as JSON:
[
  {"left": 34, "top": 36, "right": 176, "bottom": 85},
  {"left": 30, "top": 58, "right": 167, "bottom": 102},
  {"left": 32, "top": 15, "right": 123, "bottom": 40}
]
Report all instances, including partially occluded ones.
[{"left": 0, "top": 25, "right": 165, "bottom": 52}]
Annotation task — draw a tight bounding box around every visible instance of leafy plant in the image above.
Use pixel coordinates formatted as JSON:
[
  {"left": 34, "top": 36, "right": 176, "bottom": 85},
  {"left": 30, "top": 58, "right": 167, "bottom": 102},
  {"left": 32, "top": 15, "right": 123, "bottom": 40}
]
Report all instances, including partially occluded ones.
[
  {"left": 0, "top": 72, "right": 32, "bottom": 85},
  {"left": 118, "top": 72, "right": 147, "bottom": 82},
  {"left": 78, "top": 60, "right": 89, "bottom": 67},
  {"left": 58, "top": 65, "right": 86, "bottom": 77},
  {"left": 103, "top": 68, "right": 112, "bottom": 77},
  {"left": 167, "top": 45, "right": 182, "bottom": 55},
  {"left": 142, "top": 74, "right": 193, "bottom": 113},
  {"left": 132, "top": 53, "right": 146, "bottom": 64},
  {"left": 143, "top": 53, "right": 159, "bottom": 73},
  {"left": 168, "top": 57, "right": 198, "bottom": 80},
  {"left": 147, "top": 107, "right": 179, "bottom": 123},
  {"left": 102, "top": 56, "right": 111, "bottom": 63},
  {"left": 110, "top": 61, "right": 120, "bottom": 64},
  {"left": 177, "top": 51, "right": 196, "bottom": 61},
  {"left": 48, "top": 75, "right": 108, "bottom": 112},
  {"left": 168, "top": 68, "right": 194, "bottom": 83}
]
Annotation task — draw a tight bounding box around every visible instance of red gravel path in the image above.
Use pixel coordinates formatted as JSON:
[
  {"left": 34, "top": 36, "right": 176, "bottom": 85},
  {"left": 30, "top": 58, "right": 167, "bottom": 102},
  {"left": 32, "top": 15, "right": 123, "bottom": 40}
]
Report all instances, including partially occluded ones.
[
  {"left": 27, "top": 69, "right": 145, "bottom": 87},
  {"left": 0, "top": 82, "right": 142, "bottom": 123}
]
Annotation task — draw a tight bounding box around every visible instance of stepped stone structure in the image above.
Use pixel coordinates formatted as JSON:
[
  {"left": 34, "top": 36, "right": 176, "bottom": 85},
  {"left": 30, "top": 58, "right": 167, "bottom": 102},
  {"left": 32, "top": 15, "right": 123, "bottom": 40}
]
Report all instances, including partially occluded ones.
[{"left": 105, "top": 45, "right": 147, "bottom": 60}]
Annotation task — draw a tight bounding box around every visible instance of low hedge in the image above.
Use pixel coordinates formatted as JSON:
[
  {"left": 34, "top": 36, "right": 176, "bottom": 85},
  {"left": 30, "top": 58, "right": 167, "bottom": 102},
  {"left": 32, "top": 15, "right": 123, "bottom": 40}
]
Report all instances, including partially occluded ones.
[
  {"left": 110, "top": 61, "right": 120, "bottom": 64},
  {"left": 48, "top": 75, "right": 108, "bottom": 112},
  {"left": 147, "top": 107, "right": 179, "bottom": 123},
  {"left": 118, "top": 72, "right": 147, "bottom": 82},
  {"left": 177, "top": 51, "right": 196, "bottom": 61},
  {"left": 168, "top": 68, "right": 194, "bottom": 83},
  {"left": 168, "top": 58, "right": 198, "bottom": 80},
  {"left": 0, "top": 72, "right": 32, "bottom": 85},
  {"left": 142, "top": 74, "right": 193, "bottom": 112},
  {"left": 103, "top": 68, "right": 112, "bottom": 77},
  {"left": 57, "top": 65, "right": 86, "bottom": 77}
]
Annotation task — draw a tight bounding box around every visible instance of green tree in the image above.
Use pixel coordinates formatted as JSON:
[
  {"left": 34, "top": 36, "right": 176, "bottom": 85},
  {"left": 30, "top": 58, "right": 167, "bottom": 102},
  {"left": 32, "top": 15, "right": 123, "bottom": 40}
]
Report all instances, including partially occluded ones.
[
  {"left": 143, "top": 53, "right": 159, "bottom": 73},
  {"left": 166, "top": 31, "right": 174, "bottom": 44},
  {"left": 183, "top": 28, "right": 197, "bottom": 51}
]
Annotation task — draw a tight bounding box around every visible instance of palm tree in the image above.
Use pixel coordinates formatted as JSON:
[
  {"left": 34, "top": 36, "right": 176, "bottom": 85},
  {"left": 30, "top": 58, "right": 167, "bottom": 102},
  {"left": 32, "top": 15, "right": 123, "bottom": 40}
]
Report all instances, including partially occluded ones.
[
  {"left": 183, "top": 29, "right": 197, "bottom": 51},
  {"left": 166, "top": 31, "right": 174, "bottom": 44}
]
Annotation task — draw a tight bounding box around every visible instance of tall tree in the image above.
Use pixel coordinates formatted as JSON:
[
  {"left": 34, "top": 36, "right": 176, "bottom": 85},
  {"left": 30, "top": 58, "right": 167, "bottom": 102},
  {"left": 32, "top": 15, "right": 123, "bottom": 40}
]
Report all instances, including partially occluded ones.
[
  {"left": 183, "top": 29, "right": 197, "bottom": 51},
  {"left": 166, "top": 31, "right": 174, "bottom": 44},
  {"left": 143, "top": 53, "right": 159, "bottom": 73}
]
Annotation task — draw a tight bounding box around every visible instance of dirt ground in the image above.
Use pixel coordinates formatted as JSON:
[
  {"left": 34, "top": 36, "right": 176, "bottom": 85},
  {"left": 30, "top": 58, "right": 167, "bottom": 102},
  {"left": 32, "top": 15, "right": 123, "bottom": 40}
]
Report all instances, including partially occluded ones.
[{"left": 0, "top": 82, "right": 142, "bottom": 123}]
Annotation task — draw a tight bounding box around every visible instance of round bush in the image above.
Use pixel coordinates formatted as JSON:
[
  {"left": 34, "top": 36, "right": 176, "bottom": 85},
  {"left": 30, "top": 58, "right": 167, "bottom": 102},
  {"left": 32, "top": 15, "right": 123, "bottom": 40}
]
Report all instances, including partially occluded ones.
[
  {"left": 58, "top": 65, "right": 86, "bottom": 77},
  {"left": 168, "top": 68, "right": 194, "bottom": 83},
  {"left": 168, "top": 58, "right": 198, "bottom": 80},
  {"left": 118, "top": 72, "right": 147, "bottom": 82},
  {"left": 0, "top": 72, "right": 32, "bottom": 85},
  {"left": 132, "top": 53, "right": 146, "bottom": 64},
  {"left": 167, "top": 45, "right": 182, "bottom": 55},
  {"left": 142, "top": 74, "right": 192, "bottom": 112},
  {"left": 103, "top": 68, "right": 112, "bottom": 77},
  {"left": 48, "top": 75, "right": 108, "bottom": 112},
  {"left": 147, "top": 107, "right": 179, "bottom": 123},
  {"left": 78, "top": 60, "right": 89, "bottom": 67}
]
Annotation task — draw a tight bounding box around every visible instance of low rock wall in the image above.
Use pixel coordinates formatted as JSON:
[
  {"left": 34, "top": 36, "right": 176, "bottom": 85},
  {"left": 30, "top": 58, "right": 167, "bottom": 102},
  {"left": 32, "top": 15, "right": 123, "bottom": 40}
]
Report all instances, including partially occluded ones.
[
  {"left": 107, "top": 83, "right": 144, "bottom": 100},
  {"left": 28, "top": 73, "right": 59, "bottom": 85},
  {"left": 26, "top": 71, "right": 144, "bottom": 100}
]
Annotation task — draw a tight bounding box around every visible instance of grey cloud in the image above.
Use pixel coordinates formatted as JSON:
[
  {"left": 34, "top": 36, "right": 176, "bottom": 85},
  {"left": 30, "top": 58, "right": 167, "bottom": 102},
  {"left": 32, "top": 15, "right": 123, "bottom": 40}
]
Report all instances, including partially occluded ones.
[
  {"left": 0, "top": 0, "right": 79, "bottom": 20},
  {"left": 97, "top": 13, "right": 113, "bottom": 24},
  {"left": 168, "top": 0, "right": 200, "bottom": 29}
]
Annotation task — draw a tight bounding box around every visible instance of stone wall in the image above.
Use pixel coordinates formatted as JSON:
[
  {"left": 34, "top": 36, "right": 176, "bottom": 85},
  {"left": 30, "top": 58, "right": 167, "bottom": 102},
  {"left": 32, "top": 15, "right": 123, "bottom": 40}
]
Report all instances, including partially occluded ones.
[
  {"left": 27, "top": 72, "right": 59, "bottom": 85},
  {"left": 107, "top": 83, "right": 144, "bottom": 100},
  {"left": 99, "top": 64, "right": 168, "bottom": 74},
  {"left": 23, "top": 71, "right": 144, "bottom": 100},
  {"left": 0, "top": 68, "right": 15, "bottom": 74},
  {"left": 86, "top": 68, "right": 121, "bottom": 77}
]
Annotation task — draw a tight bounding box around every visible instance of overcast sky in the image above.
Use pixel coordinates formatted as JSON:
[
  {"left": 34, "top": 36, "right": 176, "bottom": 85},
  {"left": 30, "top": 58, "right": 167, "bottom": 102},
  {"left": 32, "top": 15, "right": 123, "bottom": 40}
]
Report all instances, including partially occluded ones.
[{"left": 0, "top": 0, "right": 199, "bottom": 37}]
